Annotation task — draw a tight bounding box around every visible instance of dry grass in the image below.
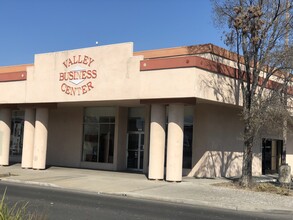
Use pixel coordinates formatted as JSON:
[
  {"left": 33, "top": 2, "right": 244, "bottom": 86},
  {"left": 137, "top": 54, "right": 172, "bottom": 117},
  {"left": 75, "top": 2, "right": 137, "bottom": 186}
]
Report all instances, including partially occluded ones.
[
  {"left": 252, "top": 182, "right": 291, "bottom": 195},
  {"left": 214, "top": 181, "right": 292, "bottom": 196},
  {"left": 0, "top": 189, "right": 48, "bottom": 220}
]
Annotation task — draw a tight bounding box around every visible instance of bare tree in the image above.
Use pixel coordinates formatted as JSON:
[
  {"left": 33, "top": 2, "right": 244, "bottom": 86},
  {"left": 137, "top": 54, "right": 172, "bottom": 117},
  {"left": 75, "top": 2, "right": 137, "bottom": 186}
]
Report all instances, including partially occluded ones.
[{"left": 211, "top": 0, "right": 293, "bottom": 187}]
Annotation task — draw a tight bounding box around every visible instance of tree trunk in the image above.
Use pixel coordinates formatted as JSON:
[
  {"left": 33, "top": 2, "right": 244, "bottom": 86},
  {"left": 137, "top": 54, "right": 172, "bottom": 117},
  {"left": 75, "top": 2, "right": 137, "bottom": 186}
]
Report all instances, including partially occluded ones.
[
  {"left": 282, "top": 118, "right": 287, "bottom": 164},
  {"left": 241, "top": 124, "right": 253, "bottom": 187}
]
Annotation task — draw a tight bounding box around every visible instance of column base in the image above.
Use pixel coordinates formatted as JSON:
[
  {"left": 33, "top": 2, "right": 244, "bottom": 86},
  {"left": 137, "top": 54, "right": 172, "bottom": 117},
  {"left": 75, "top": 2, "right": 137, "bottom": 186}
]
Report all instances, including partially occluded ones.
[
  {"left": 21, "top": 167, "right": 32, "bottom": 169},
  {"left": 166, "top": 180, "right": 181, "bottom": 183},
  {"left": 148, "top": 178, "right": 164, "bottom": 181}
]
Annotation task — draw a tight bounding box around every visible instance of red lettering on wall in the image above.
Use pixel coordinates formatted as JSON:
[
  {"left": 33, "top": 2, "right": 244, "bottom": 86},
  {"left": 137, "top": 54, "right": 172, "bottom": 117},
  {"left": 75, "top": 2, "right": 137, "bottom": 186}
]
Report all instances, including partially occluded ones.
[
  {"left": 60, "top": 55, "right": 97, "bottom": 96},
  {"left": 87, "top": 81, "right": 94, "bottom": 91},
  {"left": 62, "top": 55, "right": 95, "bottom": 68}
]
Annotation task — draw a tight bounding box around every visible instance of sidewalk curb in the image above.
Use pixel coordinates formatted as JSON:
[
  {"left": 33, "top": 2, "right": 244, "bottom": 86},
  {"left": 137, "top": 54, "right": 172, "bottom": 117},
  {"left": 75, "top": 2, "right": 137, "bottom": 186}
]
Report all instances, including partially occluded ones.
[
  {"left": 104, "top": 191, "right": 266, "bottom": 213},
  {"left": 0, "top": 178, "right": 243, "bottom": 211},
  {"left": 1, "top": 177, "right": 293, "bottom": 215},
  {"left": 104, "top": 191, "right": 293, "bottom": 215},
  {"left": 0, "top": 178, "right": 60, "bottom": 188}
]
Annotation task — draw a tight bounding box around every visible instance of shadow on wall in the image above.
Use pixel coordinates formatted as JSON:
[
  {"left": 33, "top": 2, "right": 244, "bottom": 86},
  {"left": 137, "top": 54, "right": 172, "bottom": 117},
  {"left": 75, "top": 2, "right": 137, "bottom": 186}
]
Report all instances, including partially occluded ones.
[
  {"left": 200, "top": 73, "right": 241, "bottom": 106},
  {"left": 188, "top": 151, "right": 262, "bottom": 178},
  {"left": 187, "top": 45, "right": 241, "bottom": 106}
]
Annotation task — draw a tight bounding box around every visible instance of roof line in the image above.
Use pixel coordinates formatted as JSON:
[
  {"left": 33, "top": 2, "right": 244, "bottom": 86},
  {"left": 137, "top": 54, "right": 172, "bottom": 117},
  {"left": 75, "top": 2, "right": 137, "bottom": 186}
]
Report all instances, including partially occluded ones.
[
  {"left": 134, "top": 43, "right": 243, "bottom": 63},
  {"left": 0, "top": 64, "right": 33, "bottom": 74}
]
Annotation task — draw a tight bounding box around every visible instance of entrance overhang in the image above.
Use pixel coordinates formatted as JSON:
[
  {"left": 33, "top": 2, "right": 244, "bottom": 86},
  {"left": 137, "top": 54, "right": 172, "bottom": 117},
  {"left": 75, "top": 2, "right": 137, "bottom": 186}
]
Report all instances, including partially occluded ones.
[{"left": 140, "top": 98, "right": 197, "bottom": 105}]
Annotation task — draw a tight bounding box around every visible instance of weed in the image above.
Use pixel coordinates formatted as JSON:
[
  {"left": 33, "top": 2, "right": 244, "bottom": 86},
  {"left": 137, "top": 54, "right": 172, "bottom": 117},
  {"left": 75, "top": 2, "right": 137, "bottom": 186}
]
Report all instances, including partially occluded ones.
[{"left": 0, "top": 189, "right": 47, "bottom": 220}]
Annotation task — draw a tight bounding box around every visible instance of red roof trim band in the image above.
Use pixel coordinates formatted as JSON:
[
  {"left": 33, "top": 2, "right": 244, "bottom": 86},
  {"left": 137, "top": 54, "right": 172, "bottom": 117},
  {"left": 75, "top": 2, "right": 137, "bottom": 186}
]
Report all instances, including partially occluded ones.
[
  {"left": 140, "top": 56, "right": 237, "bottom": 77},
  {"left": 140, "top": 56, "right": 292, "bottom": 95},
  {"left": 0, "top": 71, "right": 27, "bottom": 82}
]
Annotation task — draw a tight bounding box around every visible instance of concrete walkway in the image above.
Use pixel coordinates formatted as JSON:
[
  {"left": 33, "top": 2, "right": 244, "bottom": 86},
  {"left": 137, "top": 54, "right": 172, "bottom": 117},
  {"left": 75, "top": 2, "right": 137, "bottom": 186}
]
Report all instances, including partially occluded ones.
[{"left": 0, "top": 164, "right": 293, "bottom": 214}]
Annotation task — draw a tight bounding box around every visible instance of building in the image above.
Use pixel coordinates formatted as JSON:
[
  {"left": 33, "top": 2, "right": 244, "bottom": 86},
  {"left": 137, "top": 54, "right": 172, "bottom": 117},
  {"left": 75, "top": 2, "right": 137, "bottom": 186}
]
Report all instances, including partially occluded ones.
[{"left": 0, "top": 42, "right": 292, "bottom": 181}]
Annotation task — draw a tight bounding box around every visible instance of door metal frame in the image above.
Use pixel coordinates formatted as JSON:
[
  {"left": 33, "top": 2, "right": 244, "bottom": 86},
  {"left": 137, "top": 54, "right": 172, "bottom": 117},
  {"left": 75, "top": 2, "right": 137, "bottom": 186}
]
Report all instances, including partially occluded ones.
[
  {"left": 126, "top": 131, "right": 144, "bottom": 171},
  {"left": 262, "top": 139, "right": 283, "bottom": 174}
]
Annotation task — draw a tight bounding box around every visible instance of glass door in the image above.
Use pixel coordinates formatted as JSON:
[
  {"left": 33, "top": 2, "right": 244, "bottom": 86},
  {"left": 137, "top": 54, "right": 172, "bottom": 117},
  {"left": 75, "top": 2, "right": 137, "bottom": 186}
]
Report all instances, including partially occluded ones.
[
  {"left": 127, "top": 132, "right": 144, "bottom": 170},
  {"left": 10, "top": 110, "right": 24, "bottom": 163},
  {"left": 262, "top": 139, "right": 283, "bottom": 174}
]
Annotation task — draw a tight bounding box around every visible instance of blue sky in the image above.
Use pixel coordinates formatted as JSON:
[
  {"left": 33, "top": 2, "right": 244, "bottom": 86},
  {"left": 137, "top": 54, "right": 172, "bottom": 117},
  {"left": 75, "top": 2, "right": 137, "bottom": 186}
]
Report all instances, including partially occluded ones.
[{"left": 0, "top": 0, "right": 225, "bottom": 66}]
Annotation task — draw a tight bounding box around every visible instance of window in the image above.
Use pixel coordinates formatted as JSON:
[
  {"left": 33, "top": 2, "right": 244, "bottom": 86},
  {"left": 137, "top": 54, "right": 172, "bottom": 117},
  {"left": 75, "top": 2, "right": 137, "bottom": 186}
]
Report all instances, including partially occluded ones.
[
  {"left": 183, "top": 106, "right": 193, "bottom": 169},
  {"left": 10, "top": 110, "right": 24, "bottom": 156},
  {"left": 262, "top": 139, "right": 283, "bottom": 174},
  {"left": 82, "top": 107, "right": 115, "bottom": 163},
  {"left": 127, "top": 107, "right": 145, "bottom": 132}
]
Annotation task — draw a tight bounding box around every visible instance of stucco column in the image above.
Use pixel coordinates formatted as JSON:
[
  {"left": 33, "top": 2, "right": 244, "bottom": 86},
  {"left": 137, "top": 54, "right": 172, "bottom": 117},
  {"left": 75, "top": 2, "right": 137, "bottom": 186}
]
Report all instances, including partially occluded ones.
[
  {"left": 148, "top": 104, "right": 166, "bottom": 180},
  {"left": 0, "top": 108, "right": 11, "bottom": 166},
  {"left": 166, "top": 104, "right": 184, "bottom": 182},
  {"left": 21, "top": 108, "right": 35, "bottom": 168},
  {"left": 33, "top": 108, "right": 49, "bottom": 170}
]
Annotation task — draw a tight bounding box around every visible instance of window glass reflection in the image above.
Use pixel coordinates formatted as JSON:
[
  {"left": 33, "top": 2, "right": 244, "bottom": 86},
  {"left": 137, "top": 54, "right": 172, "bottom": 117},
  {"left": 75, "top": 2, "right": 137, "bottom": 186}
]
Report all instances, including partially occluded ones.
[{"left": 82, "top": 107, "right": 115, "bottom": 163}]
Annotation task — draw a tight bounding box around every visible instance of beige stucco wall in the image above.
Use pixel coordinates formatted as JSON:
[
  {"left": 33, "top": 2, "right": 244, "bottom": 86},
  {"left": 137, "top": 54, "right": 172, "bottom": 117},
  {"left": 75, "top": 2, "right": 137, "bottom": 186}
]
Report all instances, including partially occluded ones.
[
  {"left": 0, "top": 43, "right": 143, "bottom": 105},
  {"left": 286, "top": 126, "right": 293, "bottom": 175},
  {"left": 0, "top": 81, "right": 26, "bottom": 103},
  {"left": 140, "top": 68, "right": 242, "bottom": 106},
  {"left": 188, "top": 103, "right": 262, "bottom": 178},
  {"left": 0, "top": 42, "right": 242, "bottom": 107},
  {"left": 26, "top": 43, "right": 143, "bottom": 103},
  {"left": 47, "top": 106, "right": 83, "bottom": 167}
]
